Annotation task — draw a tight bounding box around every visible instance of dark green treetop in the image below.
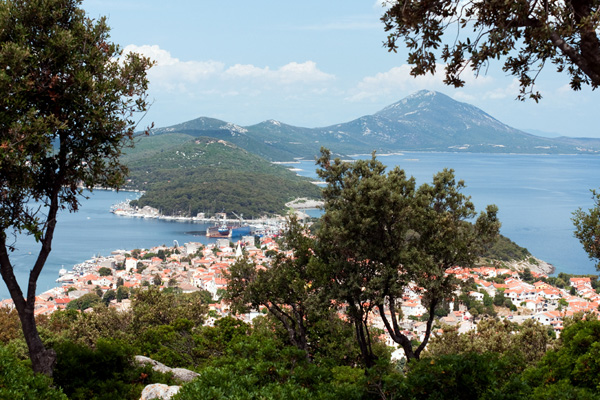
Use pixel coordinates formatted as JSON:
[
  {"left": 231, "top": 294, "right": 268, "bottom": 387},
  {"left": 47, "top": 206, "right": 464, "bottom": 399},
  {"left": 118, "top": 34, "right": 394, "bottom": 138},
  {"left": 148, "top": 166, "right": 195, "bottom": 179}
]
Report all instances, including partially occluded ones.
[{"left": 315, "top": 148, "right": 499, "bottom": 364}]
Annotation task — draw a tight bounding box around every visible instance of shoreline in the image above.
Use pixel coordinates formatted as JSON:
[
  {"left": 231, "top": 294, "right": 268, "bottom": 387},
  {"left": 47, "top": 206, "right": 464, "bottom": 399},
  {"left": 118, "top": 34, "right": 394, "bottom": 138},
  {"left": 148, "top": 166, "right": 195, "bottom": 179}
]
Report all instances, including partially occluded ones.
[{"left": 111, "top": 197, "right": 323, "bottom": 223}]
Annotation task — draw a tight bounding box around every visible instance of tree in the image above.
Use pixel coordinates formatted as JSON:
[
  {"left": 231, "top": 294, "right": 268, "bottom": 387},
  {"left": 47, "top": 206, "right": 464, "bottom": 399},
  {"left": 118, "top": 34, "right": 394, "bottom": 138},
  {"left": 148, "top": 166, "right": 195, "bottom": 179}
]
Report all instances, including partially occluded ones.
[
  {"left": 381, "top": 0, "right": 600, "bottom": 100},
  {"left": 66, "top": 293, "right": 102, "bottom": 312},
  {"left": 0, "top": 0, "right": 152, "bottom": 375},
  {"left": 226, "top": 216, "right": 327, "bottom": 360},
  {"left": 102, "top": 289, "right": 116, "bottom": 305},
  {"left": 521, "top": 316, "right": 600, "bottom": 397},
  {"left": 116, "top": 286, "right": 129, "bottom": 302},
  {"left": 572, "top": 190, "right": 600, "bottom": 269},
  {"left": 98, "top": 267, "right": 112, "bottom": 277},
  {"left": 428, "top": 318, "right": 550, "bottom": 370},
  {"left": 315, "top": 149, "right": 499, "bottom": 364}
]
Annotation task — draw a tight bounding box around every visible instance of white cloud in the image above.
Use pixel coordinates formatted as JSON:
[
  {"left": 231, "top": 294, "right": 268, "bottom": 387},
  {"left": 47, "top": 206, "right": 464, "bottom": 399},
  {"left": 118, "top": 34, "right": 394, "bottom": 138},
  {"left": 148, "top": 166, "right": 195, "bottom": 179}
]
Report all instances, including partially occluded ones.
[
  {"left": 225, "top": 61, "right": 333, "bottom": 84},
  {"left": 278, "top": 61, "right": 334, "bottom": 83},
  {"left": 347, "top": 63, "right": 496, "bottom": 102},
  {"left": 346, "top": 65, "right": 446, "bottom": 102},
  {"left": 122, "top": 45, "right": 334, "bottom": 95},
  {"left": 123, "top": 44, "right": 225, "bottom": 92}
]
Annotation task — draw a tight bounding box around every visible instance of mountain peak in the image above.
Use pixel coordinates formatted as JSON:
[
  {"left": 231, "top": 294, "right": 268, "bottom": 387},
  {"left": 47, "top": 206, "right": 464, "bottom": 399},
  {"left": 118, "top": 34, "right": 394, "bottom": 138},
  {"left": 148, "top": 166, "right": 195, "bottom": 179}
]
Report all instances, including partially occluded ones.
[{"left": 374, "top": 90, "right": 446, "bottom": 117}]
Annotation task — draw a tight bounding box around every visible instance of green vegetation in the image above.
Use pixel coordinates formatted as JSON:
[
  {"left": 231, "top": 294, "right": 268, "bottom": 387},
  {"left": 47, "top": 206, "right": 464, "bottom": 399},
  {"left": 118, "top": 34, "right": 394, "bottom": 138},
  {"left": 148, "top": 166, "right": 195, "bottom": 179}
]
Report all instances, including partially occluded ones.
[
  {"left": 0, "top": 276, "right": 599, "bottom": 399},
  {"left": 573, "top": 189, "right": 600, "bottom": 270},
  {"left": 0, "top": 345, "right": 66, "bottom": 400},
  {"left": 483, "top": 234, "right": 532, "bottom": 262},
  {"left": 124, "top": 135, "right": 321, "bottom": 218},
  {"left": 0, "top": 0, "right": 152, "bottom": 375},
  {"left": 381, "top": 0, "right": 600, "bottom": 100},
  {"left": 314, "top": 149, "right": 499, "bottom": 364}
]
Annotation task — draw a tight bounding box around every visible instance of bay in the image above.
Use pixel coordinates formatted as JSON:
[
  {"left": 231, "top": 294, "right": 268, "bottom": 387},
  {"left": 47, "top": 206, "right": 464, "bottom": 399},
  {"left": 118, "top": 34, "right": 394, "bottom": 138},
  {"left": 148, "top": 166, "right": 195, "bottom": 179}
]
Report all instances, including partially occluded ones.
[
  {"left": 3, "top": 152, "right": 599, "bottom": 300},
  {"left": 286, "top": 152, "right": 600, "bottom": 278},
  {"left": 2, "top": 190, "right": 222, "bottom": 300}
]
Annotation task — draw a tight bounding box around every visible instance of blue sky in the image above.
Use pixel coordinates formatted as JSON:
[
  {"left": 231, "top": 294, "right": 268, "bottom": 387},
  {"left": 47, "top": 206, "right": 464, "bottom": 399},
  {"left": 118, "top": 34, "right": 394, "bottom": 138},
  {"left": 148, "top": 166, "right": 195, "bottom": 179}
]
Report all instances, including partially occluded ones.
[{"left": 83, "top": 0, "right": 600, "bottom": 138}]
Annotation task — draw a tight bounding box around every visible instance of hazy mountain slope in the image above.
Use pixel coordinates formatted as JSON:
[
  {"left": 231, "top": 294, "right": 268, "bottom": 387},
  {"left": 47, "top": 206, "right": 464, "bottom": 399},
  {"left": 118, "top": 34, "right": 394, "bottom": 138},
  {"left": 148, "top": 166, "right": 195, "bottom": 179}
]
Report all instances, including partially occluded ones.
[
  {"left": 147, "top": 90, "right": 592, "bottom": 160},
  {"left": 151, "top": 117, "right": 302, "bottom": 161},
  {"left": 316, "top": 91, "right": 577, "bottom": 153}
]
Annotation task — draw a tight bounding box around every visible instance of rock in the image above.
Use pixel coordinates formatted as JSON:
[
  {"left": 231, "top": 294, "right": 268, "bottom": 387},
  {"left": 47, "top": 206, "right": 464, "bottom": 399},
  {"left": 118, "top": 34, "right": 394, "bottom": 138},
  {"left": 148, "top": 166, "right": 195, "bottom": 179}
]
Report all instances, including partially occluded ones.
[
  {"left": 140, "top": 383, "right": 180, "bottom": 400},
  {"left": 134, "top": 355, "right": 200, "bottom": 382},
  {"left": 170, "top": 367, "right": 200, "bottom": 382},
  {"left": 506, "top": 257, "right": 555, "bottom": 276}
]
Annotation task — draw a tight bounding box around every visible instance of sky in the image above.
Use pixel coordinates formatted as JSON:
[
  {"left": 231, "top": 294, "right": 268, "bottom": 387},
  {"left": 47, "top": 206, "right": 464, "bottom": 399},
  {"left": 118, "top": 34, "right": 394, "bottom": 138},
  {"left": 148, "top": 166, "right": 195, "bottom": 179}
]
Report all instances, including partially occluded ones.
[{"left": 82, "top": 0, "right": 600, "bottom": 138}]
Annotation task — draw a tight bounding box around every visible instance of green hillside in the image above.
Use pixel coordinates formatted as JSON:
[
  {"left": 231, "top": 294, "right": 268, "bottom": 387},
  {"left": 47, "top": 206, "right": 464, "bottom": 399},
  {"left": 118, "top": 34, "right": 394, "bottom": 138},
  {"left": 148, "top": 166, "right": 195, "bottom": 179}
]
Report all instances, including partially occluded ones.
[{"left": 122, "top": 135, "right": 321, "bottom": 218}]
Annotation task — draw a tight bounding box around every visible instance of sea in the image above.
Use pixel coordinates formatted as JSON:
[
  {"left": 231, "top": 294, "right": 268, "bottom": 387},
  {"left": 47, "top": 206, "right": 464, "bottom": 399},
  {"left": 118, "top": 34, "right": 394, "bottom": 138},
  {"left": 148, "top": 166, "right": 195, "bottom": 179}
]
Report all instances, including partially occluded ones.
[{"left": 2, "top": 152, "right": 599, "bottom": 300}]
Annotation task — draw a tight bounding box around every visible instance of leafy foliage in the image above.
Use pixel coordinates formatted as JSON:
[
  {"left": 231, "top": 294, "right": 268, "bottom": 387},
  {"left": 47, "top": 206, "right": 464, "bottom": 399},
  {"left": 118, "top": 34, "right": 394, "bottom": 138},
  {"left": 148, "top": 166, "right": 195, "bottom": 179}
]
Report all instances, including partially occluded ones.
[
  {"left": 0, "top": 0, "right": 151, "bottom": 374},
  {"left": 483, "top": 234, "right": 532, "bottom": 262},
  {"left": 573, "top": 189, "right": 600, "bottom": 270},
  {"left": 0, "top": 345, "right": 66, "bottom": 400},
  {"left": 382, "top": 0, "right": 600, "bottom": 100},
  {"left": 226, "top": 217, "right": 328, "bottom": 359},
  {"left": 315, "top": 148, "right": 499, "bottom": 364},
  {"left": 174, "top": 327, "right": 376, "bottom": 400},
  {"left": 53, "top": 338, "right": 174, "bottom": 400},
  {"left": 428, "top": 319, "right": 550, "bottom": 370},
  {"left": 66, "top": 293, "right": 102, "bottom": 312},
  {"left": 519, "top": 316, "right": 600, "bottom": 398}
]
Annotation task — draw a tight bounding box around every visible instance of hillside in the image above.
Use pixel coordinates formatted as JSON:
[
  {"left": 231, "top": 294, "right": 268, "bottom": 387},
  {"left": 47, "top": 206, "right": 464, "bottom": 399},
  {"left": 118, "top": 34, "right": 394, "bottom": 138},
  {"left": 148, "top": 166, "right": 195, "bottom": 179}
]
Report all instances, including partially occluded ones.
[
  {"left": 122, "top": 135, "right": 321, "bottom": 218},
  {"left": 147, "top": 90, "right": 595, "bottom": 161}
]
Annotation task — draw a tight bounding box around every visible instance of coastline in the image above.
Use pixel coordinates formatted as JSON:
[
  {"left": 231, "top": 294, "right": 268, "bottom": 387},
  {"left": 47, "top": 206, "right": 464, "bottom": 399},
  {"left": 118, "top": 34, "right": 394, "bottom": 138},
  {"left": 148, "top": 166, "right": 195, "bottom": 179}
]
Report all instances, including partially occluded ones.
[
  {"left": 505, "top": 257, "right": 556, "bottom": 276},
  {"left": 111, "top": 197, "right": 323, "bottom": 224}
]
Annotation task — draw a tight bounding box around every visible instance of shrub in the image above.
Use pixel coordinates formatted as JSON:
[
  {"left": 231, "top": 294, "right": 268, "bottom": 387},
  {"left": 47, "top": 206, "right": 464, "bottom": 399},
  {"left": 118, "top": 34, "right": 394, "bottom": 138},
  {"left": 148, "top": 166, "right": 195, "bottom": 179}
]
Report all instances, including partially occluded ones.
[
  {"left": 53, "top": 338, "right": 174, "bottom": 400},
  {"left": 0, "top": 345, "right": 66, "bottom": 400}
]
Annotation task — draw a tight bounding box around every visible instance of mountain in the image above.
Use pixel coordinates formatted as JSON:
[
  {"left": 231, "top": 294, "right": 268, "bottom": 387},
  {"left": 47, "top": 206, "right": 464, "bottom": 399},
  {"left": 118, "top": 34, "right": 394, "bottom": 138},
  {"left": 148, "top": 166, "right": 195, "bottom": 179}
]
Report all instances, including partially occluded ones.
[
  {"left": 122, "top": 135, "right": 321, "bottom": 218},
  {"left": 148, "top": 90, "right": 596, "bottom": 160},
  {"left": 318, "top": 90, "right": 573, "bottom": 153}
]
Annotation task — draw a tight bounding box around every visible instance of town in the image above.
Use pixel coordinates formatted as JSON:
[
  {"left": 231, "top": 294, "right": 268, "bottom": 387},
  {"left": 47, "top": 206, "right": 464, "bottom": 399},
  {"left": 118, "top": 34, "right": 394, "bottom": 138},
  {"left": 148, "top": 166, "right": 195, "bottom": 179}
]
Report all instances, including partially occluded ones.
[{"left": 3, "top": 230, "right": 598, "bottom": 357}]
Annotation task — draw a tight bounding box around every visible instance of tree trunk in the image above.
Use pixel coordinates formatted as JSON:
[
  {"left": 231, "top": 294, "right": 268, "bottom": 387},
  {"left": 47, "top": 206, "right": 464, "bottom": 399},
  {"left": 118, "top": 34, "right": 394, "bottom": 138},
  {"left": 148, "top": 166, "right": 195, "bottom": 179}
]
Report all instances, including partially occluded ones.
[
  {"left": 19, "top": 305, "right": 56, "bottom": 375},
  {"left": 0, "top": 194, "right": 59, "bottom": 376}
]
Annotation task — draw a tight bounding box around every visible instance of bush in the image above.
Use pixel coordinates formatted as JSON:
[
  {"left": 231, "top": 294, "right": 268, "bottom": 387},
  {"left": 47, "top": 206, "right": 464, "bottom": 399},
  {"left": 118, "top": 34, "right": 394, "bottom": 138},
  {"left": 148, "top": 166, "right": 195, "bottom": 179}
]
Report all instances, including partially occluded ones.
[
  {"left": 400, "top": 352, "right": 512, "bottom": 400},
  {"left": 53, "top": 338, "right": 174, "bottom": 400},
  {"left": 0, "top": 345, "right": 66, "bottom": 400}
]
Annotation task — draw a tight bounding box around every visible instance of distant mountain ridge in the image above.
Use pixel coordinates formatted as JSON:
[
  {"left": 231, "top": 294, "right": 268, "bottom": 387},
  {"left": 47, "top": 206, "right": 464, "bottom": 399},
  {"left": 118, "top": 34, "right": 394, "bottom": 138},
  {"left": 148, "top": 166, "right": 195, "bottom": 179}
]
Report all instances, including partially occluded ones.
[{"left": 150, "top": 90, "right": 600, "bottom": 161}]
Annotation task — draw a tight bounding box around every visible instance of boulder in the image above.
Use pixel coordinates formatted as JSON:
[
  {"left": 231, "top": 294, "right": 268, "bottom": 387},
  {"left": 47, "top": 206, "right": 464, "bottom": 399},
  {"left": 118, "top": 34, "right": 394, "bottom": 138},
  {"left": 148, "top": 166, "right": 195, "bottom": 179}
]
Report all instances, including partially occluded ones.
[
  {"left": 140, "top": 383, "right": 180, "bottom": 400},
  {"left": 134, "top": 355, "right": 200, "bottom": 382}
]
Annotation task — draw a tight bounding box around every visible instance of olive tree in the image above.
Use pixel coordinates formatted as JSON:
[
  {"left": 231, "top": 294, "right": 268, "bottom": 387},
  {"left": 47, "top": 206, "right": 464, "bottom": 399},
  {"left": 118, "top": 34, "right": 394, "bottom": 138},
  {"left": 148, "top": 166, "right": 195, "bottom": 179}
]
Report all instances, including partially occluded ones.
[
  {"left": 0, "top": 0, "right": 152, "bottom": 374},
  {"left": 382, "top": 0, "right": 600, "bottom": 100}
]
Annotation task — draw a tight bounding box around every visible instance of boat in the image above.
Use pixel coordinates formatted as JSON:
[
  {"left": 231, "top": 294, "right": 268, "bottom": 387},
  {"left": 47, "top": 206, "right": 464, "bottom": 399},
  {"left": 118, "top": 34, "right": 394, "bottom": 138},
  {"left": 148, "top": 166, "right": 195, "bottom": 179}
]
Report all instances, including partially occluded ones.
[
  {"left": 206, "top": 223, "right": 251, "bottom": 238},
  {"left": 207, "top": 224, "right": 231, "bottom": 238},
  {"left": 206, "top": 212, "right": 252, "bottom": 238}
]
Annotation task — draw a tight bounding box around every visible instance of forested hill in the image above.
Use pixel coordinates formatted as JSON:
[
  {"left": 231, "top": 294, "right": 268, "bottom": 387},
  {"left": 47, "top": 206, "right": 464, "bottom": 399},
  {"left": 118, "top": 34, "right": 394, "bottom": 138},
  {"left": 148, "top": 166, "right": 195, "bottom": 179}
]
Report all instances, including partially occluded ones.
[
  {"left": 122, "top": 135, "right": 321, "bottom": 218},
  {"left": 148, "top": 90, "right": 600, "bottom": 161}
]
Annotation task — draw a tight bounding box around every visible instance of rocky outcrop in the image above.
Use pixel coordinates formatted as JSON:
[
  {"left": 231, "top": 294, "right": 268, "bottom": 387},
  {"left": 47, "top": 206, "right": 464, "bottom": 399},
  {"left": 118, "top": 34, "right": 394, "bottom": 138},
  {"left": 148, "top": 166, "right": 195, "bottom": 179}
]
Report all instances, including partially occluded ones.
[
  {"left": 140, "top": 384, "right": 180, "bottom": 400},
  {"left": 505, "top": 257, "right": 555, "bottom": 276},
  {"left": 135, "top": 356, "right": 200, "bottom": 400},
  {"left": 134, "top": 355, "right": 199, "bottom": 382}
]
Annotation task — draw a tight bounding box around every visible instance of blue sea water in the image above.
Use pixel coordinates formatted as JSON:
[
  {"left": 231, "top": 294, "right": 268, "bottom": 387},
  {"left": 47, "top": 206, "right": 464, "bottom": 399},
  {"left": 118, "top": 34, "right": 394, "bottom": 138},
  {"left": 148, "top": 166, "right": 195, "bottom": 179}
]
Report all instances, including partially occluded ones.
[
  {"left": 3, "top": 190, "right": 221, "bottom": 300},
  {"left": 2, "top": 152, "right": 599, "bottom": 300},
  {"left": 288, "top": 152, "right": 600, "bottom": 278}
]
